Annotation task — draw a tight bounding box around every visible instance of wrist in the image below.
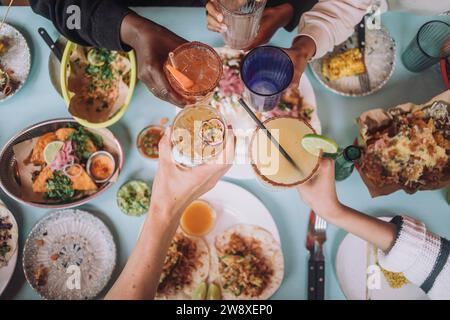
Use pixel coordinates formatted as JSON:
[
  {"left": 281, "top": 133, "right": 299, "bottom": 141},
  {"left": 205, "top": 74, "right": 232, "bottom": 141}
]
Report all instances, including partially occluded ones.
[
  {"left": 120, "top": 12, "right": 158, "bottom": 48},
  {"left": 291, "top": 36, "right": 316, "bottom": 61},
  {"left": 273, "top": 4, "right": 294, "bottom": 29}
]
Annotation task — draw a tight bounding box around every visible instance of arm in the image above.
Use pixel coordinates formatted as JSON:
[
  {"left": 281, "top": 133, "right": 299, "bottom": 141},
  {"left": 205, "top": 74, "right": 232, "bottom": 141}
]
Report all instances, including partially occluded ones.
[
  {"left": 294, "top": 0, "right": 372, "bottom": 59},
  {"left": 29, "top": 0, "right": 131, "bottom": 50},
  {"left": 106, "top": 128, "right": 235, "bottom": 300},
  {"left": 297, "top": 158, "right": 450, "bottom": 299}
]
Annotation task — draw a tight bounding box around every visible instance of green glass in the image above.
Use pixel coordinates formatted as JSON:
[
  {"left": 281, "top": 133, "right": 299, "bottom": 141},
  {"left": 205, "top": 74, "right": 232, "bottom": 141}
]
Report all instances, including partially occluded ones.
[{"left": 335, "top": 146, "right": 362, "bottom": 181}]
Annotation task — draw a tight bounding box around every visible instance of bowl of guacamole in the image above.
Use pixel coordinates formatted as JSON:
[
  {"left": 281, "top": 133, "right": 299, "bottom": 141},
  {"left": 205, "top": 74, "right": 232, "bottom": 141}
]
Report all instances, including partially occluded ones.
[{"left": 116, "top": 180, "right": 151, "bottom": 216}]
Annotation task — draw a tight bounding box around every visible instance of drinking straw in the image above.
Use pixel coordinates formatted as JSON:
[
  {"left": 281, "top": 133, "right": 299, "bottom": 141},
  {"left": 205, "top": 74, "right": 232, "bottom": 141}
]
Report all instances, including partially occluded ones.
[{"left": 0, "top": 0, "right": 14, "bottom": 32}]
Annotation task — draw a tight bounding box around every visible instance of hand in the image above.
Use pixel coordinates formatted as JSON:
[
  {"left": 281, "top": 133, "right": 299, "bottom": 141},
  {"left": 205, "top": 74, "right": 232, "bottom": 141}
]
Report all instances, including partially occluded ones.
[
  {"left": 206, "top": 2, "right": 293, "bottom": 50},
  {"left": 150, "top": 127, "right": 236, "bottom": 222},
  {"left": 120, "top": 13, "right": 192, "bottom": 107},
  {"left": 283, "top": 36, "right": 316, "bottom": 88},
  {"left": 297, "top": 158, "right": 342, "bottom": 221}
]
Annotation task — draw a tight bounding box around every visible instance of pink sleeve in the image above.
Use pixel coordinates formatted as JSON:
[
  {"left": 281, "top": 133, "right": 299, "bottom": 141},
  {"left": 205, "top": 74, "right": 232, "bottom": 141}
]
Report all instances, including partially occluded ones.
[{"left": 296, "top": 0, "right": 372, "bottom": 59}]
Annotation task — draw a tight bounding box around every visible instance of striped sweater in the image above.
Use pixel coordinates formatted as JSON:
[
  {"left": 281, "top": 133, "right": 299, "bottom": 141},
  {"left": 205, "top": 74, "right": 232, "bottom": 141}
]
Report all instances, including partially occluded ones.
[{"left": 378, "top": 216, "right": 450, "bottom": 299}]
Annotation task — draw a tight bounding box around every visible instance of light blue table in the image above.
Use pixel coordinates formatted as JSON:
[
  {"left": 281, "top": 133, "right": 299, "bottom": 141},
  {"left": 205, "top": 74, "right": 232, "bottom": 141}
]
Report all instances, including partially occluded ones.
[{"left": 0, "top": 7, "right": 449, "bottom": 300}]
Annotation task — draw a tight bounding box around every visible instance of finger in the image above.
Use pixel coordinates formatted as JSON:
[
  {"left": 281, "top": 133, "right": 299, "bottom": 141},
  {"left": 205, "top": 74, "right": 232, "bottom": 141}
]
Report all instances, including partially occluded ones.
[
  {"left": 207, "top": 15, "right": 226, "bottom": 33},
  {"left": 158, "top": 126, "right": 174, "bottom": 162},
  {"left": 206, "top": 2, "right": 223, "bottom": 23},
  {"left": 146, "top": 67, "right": 188, "bottom": 107}
]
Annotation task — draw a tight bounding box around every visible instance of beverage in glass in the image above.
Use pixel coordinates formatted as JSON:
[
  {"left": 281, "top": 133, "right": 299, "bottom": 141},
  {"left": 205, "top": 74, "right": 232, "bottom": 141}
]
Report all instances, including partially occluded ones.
[
  {"left": 250, "top": 116, "right": 320, "bottom": 188},
  {"left": 172, "top": 105, "right": 227, "bottom": 167},
  {"left": 218, "top": 0, "right": 267, "bottom": 50},
  {"left": 164, "top": 42, "right": 223, "bottom": 104},
  {"left": 241, "top": 46, "right": 293, "bottom": 112}
]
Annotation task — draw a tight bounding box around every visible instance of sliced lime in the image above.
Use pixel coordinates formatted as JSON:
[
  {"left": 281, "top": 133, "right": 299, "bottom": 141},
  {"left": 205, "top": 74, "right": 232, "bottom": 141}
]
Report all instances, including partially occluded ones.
[
  {"left": 206, "top": 283, "right": 222, "bottom": 300},
  {"left": 301, "top": 134, "right": 339, "bottom": 157},
  {"left": 192, "top": 282, "right": 207, "bottom": 300},
  {"left": 447, "top": 188, "right": 450, "bottom": 205},
  {"left": 43, "top": 141, "right": 64, "bottom": 165}
]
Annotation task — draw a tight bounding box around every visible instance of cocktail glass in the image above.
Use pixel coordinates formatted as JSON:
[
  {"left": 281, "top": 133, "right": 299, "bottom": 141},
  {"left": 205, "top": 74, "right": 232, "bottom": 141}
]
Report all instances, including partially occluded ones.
[
  {"left": 218, "top": 0, "right": 267, "bottom": 50},
  {"left": 241, "top": 46, "right": 294, "bottom": 112},
  {"left": 249, "top": 116, "right": 320, "bottom": 189},
  {"left": 164, "top": 42, "right": 223, "bottom": 105},
  {"left": 171, "top": 105, "right": 228, "bottom": 167}
]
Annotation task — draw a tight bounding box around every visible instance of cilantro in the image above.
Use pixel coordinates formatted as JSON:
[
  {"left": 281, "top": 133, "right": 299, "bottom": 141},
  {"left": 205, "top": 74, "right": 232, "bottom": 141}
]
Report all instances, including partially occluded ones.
[
  {"left": 68, "top": 126, "right": 103, "bottom": 159},
  {"left": 45, "top": 171, "right": 75, "bottom": 202}
]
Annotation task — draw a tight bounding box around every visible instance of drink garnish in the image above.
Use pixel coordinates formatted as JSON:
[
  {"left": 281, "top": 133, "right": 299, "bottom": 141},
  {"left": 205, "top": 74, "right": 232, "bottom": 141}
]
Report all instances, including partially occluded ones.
[
  {"left": 200, "top": 118, "right": 225, "bottom": 146},
  {"left": 301, "top": 134, "right": 338, "bottom": 157}
]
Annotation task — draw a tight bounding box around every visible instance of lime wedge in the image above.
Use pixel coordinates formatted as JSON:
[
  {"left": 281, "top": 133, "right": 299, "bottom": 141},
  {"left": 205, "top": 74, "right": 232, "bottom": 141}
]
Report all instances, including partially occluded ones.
[
  {"left": 43, "top": 141, "right": 64, "bottom": 165},
  {"left": 301, "top": 134, "right": 339, "bottom": 157},
  {"left": 447, "top": 188, "right": 450, "bottom": 206}
]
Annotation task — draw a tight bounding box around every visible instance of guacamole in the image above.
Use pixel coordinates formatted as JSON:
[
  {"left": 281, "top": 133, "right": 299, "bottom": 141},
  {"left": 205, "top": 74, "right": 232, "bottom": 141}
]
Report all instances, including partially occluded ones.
[{"left": 117, "top": 180, "right": 151, "bottom": 216}]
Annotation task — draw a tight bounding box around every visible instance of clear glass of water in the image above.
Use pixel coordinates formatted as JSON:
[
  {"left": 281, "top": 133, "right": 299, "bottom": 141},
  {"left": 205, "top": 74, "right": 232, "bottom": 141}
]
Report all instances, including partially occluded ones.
[
  {"left": 218, "top": 0, "right": 267, "bottom": 50},
  {"left": 402, "top": 20, "right": 450, "bottom": 72}
]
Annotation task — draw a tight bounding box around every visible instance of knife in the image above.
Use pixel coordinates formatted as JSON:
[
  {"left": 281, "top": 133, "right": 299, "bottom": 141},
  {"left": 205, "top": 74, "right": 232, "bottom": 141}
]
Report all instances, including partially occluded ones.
[
  {"left": 356, "top": 16, "right": 371, "bottom": 92},
  {"left": 38, "top": 27, "right": 63, "bottom": 62},
  {"left": 306, "top": 211, "right": 317, "bottom": 300}
]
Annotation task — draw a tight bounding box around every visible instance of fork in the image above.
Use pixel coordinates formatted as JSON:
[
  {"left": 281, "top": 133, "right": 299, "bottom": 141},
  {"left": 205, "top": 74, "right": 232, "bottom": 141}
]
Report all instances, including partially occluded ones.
[{"left": 313, "top": 214, "right": 327, "bottom": 300}]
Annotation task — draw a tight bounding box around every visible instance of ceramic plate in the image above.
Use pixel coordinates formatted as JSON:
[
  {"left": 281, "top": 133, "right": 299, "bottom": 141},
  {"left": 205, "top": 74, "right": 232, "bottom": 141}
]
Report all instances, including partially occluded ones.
[
  {"left": 0, "top": 23, "right": 31, "bottom": 102},
  {"left": 23, "top": 209, "right": 116, "bottom": 300},
  {"left": 0, "top": 200, "right": 18, "bottom": 296},
  {"left": 335, "top": 217, "right": 428, "bottom": 300},
  {"left": 311, "top": 27, "right": 396, "bottom": 97}
]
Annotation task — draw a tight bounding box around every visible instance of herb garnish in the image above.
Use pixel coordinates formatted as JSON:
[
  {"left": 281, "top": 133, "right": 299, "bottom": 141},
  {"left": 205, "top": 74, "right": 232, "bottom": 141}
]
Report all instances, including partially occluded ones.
[
  {"left": 68, "top": 126, "right": 103, "bottom": 159},
  {"left": 45, "top": 171, "right": 75, "bottom": 202}
]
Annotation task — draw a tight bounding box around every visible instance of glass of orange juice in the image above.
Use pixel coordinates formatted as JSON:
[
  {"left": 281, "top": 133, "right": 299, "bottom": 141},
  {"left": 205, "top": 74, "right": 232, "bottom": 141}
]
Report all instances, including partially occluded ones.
[{"left": 180, "top": 200, "right": 216, "bottom": 237}]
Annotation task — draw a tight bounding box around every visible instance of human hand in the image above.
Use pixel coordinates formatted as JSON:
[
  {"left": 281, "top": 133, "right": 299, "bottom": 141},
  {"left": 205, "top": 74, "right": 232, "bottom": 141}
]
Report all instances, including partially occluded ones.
[
  {"left": 297, "top": 158, "right": 342, "bottom": 221},
  {"left": 283, "top": 36, "right": 316, "bottom": 88},
  {"left": 150, "top": 127, "right": 235, "bottom": 222},
  {"left": 121, "top": 13, "right": 192, "bottom": 107},
  {"left": 206, "top": 1, "right": 293, "bottom": 50}
]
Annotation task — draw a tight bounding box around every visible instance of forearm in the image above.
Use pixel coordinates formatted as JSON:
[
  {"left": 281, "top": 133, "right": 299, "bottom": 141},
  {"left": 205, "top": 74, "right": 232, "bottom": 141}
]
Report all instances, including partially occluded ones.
[
  {"left": 319, "top": 203, "right": 397, "bottom": 252},
  {"left": 105, "top": 203, "right": 180, "bottom": 300},
  {"left": 29, "top": 0, "right": 132, "bottom": 50}
]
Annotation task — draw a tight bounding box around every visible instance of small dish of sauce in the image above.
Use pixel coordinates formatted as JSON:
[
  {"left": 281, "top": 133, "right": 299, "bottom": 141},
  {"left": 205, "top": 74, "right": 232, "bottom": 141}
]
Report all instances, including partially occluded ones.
[
  {"left": 87, "top": 151, "right": 116, "bottom": 183},
  {"left": 180, "top": 200, "right": 216, "bottom": 237},
  {"left": 137, "top": 125, "right": 165, "bottom": 159}
]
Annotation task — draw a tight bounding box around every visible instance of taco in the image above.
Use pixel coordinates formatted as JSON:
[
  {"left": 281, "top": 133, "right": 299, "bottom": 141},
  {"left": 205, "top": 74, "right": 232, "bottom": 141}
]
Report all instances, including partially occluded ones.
[
  {"left": 0, "top": 204, "right": 18, "bottom": 268},
  {"left": 210, "top": 224, "right": 284, "bottom": 300},
  {"left": 156, "top": 230, "right": 209, "bottom": 300}
]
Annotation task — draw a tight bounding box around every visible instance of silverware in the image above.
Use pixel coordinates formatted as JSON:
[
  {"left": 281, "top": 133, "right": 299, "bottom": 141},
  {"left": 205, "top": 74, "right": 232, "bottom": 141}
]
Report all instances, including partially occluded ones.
[
  {"left": 357, "top": 16, "right": 371, "bottom": 93},
  {"left": 306, "top": 211, "right": 317, "bottom": 300},
  {"left": 38, "top": 27, "right": 63, "bottom": 62},
  {"left": 238, "top": 98, "right": 303, "bottom": 173},
  {"left": 313, "top": 214, "right": 327, "bottom": 300}
]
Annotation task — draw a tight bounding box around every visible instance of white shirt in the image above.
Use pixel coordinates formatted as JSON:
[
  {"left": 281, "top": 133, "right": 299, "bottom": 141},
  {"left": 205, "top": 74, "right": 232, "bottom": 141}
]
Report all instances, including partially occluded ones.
[{"left": 298, "top": 0, "right": 450, "bottom": 59}]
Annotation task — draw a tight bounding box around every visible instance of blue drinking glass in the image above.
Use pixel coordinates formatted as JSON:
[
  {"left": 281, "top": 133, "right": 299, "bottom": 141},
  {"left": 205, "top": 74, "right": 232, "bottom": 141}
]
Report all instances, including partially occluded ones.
[
  {"left": 402, "top": 20, "right": 450, "bottom": 72},
  {"left": 241, "top": 46, "right": 294, "bottom": 112}
]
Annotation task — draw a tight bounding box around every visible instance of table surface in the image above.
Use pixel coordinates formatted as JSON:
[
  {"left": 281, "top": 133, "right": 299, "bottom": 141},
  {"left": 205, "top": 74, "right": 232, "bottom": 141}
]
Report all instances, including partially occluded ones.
[{"left": 0, "top": 7, "right": 449, "bottom": 300}]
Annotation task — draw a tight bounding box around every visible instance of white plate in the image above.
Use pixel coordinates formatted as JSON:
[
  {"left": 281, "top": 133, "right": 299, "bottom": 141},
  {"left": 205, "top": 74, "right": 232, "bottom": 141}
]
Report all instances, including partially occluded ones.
[
  {"left": 23, "top": 209, "right": 116, "bottom": 300},
  {"left": 0, "top": 23, "right": 31, "bottom": 102},
  {"left": 200, "top": 180, "right": 280, "bottom": 244},
  {"left": 0, "top": 201, "right": 18, "bottom": 296},
  {"left": 311, "top": 27, "right": 396, "bottom": 97},
  {"left": 177, "top": 47, "right": 320, "bottom": 180},
  {"left": 335, "top": 217, "right": 428, "bottom": 300}
]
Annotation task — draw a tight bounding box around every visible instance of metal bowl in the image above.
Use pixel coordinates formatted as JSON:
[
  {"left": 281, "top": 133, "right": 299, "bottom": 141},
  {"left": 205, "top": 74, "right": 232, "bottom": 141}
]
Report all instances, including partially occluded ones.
[{"left": 0, "top": 118, "right": 124, "bottom": 209}]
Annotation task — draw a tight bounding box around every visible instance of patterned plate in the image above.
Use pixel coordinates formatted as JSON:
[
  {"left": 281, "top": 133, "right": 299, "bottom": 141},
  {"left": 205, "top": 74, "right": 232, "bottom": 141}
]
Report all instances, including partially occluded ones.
[
  {"left": 0, "top": 23, "right": 31, "bottom": 102},
  {"left": 310, "top": 27, "right": 396, "bottom": 97},
  {"left": 23, "top": 209, "right": 116, "bottom": 300}
]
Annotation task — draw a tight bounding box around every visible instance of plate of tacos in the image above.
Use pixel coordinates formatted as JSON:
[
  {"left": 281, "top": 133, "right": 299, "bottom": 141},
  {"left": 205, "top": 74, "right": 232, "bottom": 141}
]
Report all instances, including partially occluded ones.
[
  {"left": 205, "top": 47, "right": 320, "bottom": 180},
  {"left": 0, "top": 118, "right": 124, "bottom": 209},
  {"left": 155, "top": 180, "right": 284, "bottom": 300},
  {"left": 0, "top": 200, "right": 18, "bottom": 296},
  {"left": 61, "top": 42, "right": 137, "bottom": 128}
]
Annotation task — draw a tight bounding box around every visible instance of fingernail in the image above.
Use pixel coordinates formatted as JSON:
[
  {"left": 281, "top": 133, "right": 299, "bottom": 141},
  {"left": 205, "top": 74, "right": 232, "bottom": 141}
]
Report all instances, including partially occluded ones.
[
  {"left": 220, "top": 24, "right": 228, "bottom": 33},
  {"left": 217, "top": 14, "right": 223, "bottom": 22}
]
